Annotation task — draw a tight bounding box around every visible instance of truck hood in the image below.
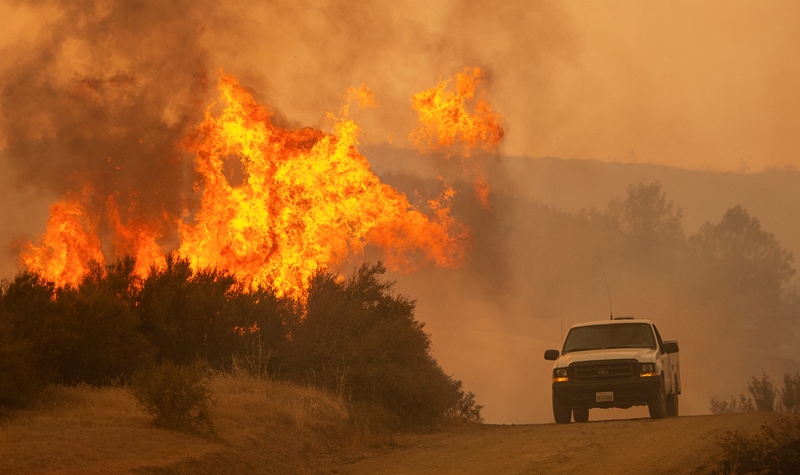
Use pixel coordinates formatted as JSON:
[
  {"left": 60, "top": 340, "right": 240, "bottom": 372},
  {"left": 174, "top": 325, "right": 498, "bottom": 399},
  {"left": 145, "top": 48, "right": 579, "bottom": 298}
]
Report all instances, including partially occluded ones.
[{"left": 555, "top": 348, "right": 657, "bottom": 368}]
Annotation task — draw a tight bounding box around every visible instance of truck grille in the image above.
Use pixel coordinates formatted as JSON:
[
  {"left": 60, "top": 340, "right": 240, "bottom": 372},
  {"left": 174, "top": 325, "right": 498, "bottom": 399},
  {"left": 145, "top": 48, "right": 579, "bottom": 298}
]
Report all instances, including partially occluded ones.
[{"left": 571, "top": 360, "right": 637, "bottom": 382}]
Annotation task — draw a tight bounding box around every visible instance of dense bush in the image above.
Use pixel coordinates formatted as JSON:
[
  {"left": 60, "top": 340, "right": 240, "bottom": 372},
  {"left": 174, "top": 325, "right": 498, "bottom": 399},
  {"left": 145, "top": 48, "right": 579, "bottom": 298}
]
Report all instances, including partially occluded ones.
[
  {"left": 53, "top": 259, "right": 154, "bottom": 384},
  {"left": 131, "top": 361, "right": 215, "bottom": 435},
  {"left": 138, "top": 254, "right": 289, "bottom": 370},
  {"left": 288, "top": 262, "right": 481, "bottom": 426},
  {"left": 0, "top": 254, "right": 478, "bottom": 427},
  {"left": 715, "top": 414, "right": 800, "bottom": 474}
]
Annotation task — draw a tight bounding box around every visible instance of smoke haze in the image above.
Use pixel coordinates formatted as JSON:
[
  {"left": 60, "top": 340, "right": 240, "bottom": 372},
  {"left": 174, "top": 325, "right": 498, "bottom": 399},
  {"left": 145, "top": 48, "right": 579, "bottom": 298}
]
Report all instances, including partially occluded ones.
[{"left": 2, "top": 1, "right": 799, "bottom": 423}]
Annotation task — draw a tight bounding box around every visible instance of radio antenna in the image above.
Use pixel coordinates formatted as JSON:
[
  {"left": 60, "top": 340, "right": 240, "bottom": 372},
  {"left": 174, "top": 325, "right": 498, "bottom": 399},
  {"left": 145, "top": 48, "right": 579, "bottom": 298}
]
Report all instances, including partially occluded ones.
[
  {"left": 560, "top": 310, "right": 564, "bottom": 342},
  {"left": 598, "top": 258, "right": 613, "bottom": 320}
]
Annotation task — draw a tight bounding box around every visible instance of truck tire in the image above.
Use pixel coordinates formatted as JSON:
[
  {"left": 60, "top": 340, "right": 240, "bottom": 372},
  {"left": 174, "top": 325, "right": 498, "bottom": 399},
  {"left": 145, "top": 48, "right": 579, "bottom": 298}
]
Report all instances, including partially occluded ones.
[
  {"left": 573, "top": 407, "right": 589, "bottom": 423},
  {"left": 648, "top": 377, "right": 667, "bottom": 419},
  {"left": 666, "top": 387, "right": 679, "bottom": 417},
  {"left": 553, "top": 394, "right": 571, "bottom": 424}
]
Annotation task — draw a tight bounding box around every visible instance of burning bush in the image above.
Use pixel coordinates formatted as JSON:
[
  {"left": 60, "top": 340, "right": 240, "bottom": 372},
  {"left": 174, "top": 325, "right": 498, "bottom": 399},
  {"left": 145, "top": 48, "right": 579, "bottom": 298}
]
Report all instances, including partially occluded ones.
[{"left": 0, "top": 256, "right": 479, "bottom": 427}]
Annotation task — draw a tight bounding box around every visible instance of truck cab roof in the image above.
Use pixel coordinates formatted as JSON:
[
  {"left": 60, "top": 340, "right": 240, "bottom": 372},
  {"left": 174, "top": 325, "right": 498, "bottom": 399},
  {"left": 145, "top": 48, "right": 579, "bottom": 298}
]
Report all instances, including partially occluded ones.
[{"left": 570, "top": 318, "right": 655, "bottom": 328}]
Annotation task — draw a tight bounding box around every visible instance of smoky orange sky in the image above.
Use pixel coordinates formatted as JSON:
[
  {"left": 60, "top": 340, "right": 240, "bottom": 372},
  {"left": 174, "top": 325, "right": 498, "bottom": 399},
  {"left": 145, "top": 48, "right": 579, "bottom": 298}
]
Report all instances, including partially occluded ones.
[{"left": 2, "top": 1, "right": 799, "bottom": 172}]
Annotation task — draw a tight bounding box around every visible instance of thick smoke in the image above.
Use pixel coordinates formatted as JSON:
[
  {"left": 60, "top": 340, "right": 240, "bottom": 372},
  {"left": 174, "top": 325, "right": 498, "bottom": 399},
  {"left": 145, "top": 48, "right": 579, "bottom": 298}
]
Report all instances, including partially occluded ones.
[
  {"left": 1, "top": 0, "right": 211, "bottom": 261},
  {"left": 0, "top": 0, "right": 573, "bottom": 271}
]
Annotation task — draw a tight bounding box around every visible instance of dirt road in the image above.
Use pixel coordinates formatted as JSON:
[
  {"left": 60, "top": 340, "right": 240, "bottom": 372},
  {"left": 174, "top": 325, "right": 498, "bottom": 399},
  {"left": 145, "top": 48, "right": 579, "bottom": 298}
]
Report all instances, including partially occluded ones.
[{"left": 339, "top": 412, "right": 780, "bottom": 475}]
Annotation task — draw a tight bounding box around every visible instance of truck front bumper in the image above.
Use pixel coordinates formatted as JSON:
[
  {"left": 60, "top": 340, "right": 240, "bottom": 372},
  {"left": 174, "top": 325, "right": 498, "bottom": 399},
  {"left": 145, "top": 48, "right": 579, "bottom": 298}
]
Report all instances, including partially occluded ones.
[{"left": 552, "top": 376, "right": 661, "bottom": 409}]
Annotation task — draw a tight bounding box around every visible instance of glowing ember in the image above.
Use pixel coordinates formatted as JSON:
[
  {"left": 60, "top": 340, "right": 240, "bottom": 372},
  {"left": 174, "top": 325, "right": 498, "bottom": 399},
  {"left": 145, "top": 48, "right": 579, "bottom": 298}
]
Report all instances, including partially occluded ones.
[
  {"left": 346, "top": 82, "right": 378, "bottom": 109},
  {"left": 473, "top": 176, "right": 491, "bottom": 209}
]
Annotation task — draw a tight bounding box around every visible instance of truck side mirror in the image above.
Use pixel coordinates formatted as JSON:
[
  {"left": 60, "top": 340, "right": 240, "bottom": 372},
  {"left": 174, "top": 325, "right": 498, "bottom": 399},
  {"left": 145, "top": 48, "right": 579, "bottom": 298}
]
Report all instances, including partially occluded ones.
[
  {"left": 662, "top": 341, "right": 679, "bottom": 354},
  {"left": 544, "top": 349, "right": 560, "bottom": 360}
]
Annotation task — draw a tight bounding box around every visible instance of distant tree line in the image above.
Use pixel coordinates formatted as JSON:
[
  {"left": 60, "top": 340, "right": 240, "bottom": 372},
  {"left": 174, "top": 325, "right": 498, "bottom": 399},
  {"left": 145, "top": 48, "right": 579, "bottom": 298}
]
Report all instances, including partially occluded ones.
[
  {"left": 711, "top": 372, "right": 800, "bottom": 414},
  {"left": 466, "top": 180, "right": 799, "bottom": 364},
  {"left": 0, "top": 256, "right": 481, "bottom": 426}
]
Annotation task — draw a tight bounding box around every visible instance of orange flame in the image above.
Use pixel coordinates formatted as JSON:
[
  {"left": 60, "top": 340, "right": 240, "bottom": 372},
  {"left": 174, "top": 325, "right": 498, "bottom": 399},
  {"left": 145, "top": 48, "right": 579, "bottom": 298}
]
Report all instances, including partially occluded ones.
[
  {"left": 178, "top": 71, "right": 467, "bottom": 299},
  {"left": 20, "top": 189, "right": 104, "bottom": 287},
  {"left": 410, "top": 67, "right": 504, "bottom": 155},
  {"left": 21, "top": 189, "right": 166, "bottom": 287},
  {"left": 106, "top": 194, "right": 166, "bottom": 276}
]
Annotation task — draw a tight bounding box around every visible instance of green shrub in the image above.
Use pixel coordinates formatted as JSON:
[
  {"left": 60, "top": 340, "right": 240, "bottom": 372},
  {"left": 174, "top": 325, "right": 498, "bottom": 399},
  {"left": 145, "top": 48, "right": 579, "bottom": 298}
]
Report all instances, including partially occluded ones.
[
  {"left": 131, "top": 361, "right": 215, "bottom": 435},
  {"left": 715, "top": 414, "right": 800, "bottom": 474}
]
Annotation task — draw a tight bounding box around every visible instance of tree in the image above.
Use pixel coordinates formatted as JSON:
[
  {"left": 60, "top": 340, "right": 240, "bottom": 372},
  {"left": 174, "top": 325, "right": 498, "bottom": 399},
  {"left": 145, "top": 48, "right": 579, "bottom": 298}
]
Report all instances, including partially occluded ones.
[
  {"left": 748, "top": 373, "right": 776, "bottom": 412},
  {"left": 780, "top": 372, "right": 800, "bottom": 412},
  {"left": 605, "top": 182, "right": 684, "bottom": 254},
  {"left": 689, "top": 206, "right": 795, "bottom": 320},
  {"left": 0, "top": 273, "right": 61, "bottom": 382}
]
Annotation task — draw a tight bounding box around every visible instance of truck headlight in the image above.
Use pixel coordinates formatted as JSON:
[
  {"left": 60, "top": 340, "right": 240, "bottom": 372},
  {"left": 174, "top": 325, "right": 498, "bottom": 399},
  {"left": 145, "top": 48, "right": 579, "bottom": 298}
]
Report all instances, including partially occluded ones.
[
  {"left": 553, "top": 368, "right": 569, "bottom": 382},
  {"left": 640, "top": 363, "right": 658, "bottom": 377}
]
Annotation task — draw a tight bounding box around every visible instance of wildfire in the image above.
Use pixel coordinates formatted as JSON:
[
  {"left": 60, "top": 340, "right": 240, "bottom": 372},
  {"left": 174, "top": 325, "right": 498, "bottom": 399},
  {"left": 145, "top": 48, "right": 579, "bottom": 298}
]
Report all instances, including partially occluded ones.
[
  {"left": 410, "top": 67, "right": 504, "bottom": 208},
  {"left": 179, "top": 71, "right": 466, "bottom": 299},
  {"left": 20, "top": 69, "right": 502, "bottom": 299},
  {"left": 21, "top": 188, "right": 166, "bottom": 287}
]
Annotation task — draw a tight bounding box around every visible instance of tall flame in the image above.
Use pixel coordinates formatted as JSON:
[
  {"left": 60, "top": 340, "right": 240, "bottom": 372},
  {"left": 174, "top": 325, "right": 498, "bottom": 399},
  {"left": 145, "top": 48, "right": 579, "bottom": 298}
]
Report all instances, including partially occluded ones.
[{"left": 178, "top": 71, "right": 466, "bottom": 299}]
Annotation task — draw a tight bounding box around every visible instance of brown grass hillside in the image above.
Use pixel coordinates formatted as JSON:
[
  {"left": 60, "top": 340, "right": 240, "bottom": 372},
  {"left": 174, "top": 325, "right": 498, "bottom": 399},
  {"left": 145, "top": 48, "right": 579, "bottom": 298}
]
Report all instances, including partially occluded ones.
[{"left": 0, "top": 374, "right": 372, "bottom": 474}]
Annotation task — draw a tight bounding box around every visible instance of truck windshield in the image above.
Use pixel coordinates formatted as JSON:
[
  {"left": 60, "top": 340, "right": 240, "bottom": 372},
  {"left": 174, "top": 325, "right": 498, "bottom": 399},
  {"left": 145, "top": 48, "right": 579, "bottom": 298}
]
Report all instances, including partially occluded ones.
[{"left": 562, "top": 323, "right": 657, "bottom": 353}]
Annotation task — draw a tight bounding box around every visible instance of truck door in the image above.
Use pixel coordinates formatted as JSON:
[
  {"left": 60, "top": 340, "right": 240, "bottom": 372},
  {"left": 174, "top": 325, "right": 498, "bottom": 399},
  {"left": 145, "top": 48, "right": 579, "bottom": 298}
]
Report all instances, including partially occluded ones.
[{"left": 652, "top": 325, "right": 673, "bottom": 393}]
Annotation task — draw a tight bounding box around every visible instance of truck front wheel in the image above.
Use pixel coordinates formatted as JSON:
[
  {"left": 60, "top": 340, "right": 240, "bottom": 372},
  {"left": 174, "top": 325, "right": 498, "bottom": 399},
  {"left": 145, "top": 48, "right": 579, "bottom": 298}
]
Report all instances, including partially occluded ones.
[
  {"left": 648, "top": 377, "right": 667, "bottom": 419},
  {"left": 552, "top": 394, "right": 571, "bottom": 424}
]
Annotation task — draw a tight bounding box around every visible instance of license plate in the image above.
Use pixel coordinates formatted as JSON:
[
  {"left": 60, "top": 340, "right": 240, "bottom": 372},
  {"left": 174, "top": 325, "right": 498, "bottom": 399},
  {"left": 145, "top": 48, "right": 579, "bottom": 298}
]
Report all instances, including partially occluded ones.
[{"left": 596, "top": 391, "right": 614, "bottom": 402}]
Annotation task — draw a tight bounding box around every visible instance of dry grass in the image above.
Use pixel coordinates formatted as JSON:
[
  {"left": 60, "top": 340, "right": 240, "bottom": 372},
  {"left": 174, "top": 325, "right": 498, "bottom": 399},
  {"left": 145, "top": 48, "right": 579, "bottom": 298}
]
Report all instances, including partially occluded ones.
[{"left": 0, "top": 373, "right": 362, "bottom": 474}]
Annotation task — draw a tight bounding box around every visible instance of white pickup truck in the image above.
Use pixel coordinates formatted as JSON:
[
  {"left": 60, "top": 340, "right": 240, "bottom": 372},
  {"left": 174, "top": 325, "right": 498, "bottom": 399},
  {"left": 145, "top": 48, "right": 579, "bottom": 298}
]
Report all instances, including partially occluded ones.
[{"left": 544, "top": 317, "right": 680, "bottom": 423}]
